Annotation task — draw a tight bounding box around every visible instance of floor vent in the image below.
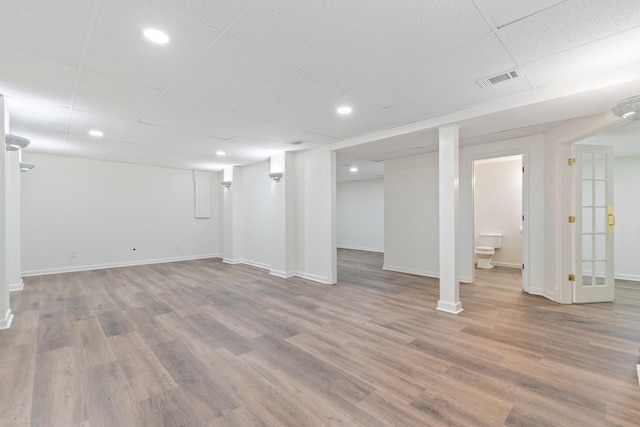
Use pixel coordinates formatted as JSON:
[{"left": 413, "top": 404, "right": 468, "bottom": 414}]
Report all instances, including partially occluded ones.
[{"left": 477, "top": 69, "right": 522, "bottom": 88}]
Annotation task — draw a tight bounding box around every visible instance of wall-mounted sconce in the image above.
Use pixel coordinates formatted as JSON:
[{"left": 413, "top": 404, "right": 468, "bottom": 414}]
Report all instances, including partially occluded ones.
[
  {"left": 221, "top": 180, "right": 232, "bottom": 188},
  {"left": 269, "top": 172, "right": 283, "bottom": 181},
  {"left": 19, "top": 162, "right": 35, "bottom": 172},
  {"left": 5, "top": 134, "right": 30, "bottom": 151}
]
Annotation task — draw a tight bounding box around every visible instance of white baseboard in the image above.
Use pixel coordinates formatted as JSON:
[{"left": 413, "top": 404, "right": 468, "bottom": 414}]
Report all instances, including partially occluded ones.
[
  {"left": 22, "top": 254, "right": 222, "bottom": 277},
  {"left": 270, "top": 269, "right": 296, "bottom": 279},
  {"left": 0, "top": 309, "right": 14, "bottom": 330},
  {"left": 383, "top": 264, "right": 439, "bottom": 279},
  {"left": 295, "top": 271, "right": 333, "bottom": 284},
  {"left": 9, "top": 279, "right": 24, "bottom": 292},
  {"left": 337, "top": 245, "right": 384, "bottom": 253},
  {"left": 492, "top": 261, "right": 522, "bottom": 269},
  {"left": 239, "top": 259, "right": 271, "bottom": 271},
  {"left": 436, "top": 300, "right": 463, "bottom": 314},
  {"left": 615, "top": 273, "right": 640, "bottom": 282},
  {"left": 460, "top": 275, "right": 473, "bottom": 284}
]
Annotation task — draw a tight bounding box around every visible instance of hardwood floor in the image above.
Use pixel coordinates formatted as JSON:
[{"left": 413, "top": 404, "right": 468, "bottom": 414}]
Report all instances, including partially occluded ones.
[{"left": 2, "top": 249, "right": 639, "bottom": 426}]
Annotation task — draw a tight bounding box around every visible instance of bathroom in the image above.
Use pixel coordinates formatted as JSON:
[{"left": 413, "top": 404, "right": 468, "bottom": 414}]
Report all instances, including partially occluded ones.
[{"left": 474, "top": 155, "right": 523, "bottom": 271}]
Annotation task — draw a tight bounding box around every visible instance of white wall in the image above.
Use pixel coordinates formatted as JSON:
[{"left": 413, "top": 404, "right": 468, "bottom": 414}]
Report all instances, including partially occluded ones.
[
  {"left": 614, "top": 155, "right": 640, "bottom": 281},
  {"left": 21, "top": 153, "right": 220, "bottom": 275},
  {"left": 384, "top": 152, "right": 440, "bottom": 277},
  {"left": 474, "top": 158, "right": 522, "bottom": 268},
  {"left": 337, "top": 178, "right": 384, "bottom": 252}
]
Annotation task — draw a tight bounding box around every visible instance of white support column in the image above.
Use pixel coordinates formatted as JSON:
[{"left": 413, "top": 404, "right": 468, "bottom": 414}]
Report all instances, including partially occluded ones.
[
  {"left": 8, "top": 148, "right": 23, "bottom": 292},
  {"left": 222, "top": 166, "right": 242, "bottom": 264},
  {"left": 0, "top": 95, "right": 14, "bottom": 329},
  {"left": 270, "top": 152, "right": 297, "bottom": 278},
  {"left": 437, "top": 124, "right": 463, "bottom": 314}
]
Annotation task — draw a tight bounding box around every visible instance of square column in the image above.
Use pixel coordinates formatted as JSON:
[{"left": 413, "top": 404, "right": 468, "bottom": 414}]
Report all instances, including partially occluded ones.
[
  {"left": 437, "top": 124, "right": 463, "bottom": 314},
  {"left": 270, "top": 152, "right": 297, "bottom": 278},
  {"left": 0, "top": 95, "right": 14, "bottom": 329}
]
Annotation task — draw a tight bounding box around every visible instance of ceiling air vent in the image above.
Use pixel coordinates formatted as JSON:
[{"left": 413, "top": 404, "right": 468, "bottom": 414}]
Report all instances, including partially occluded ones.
[
  {"left": 477, "top": 69, "right": 522, "bottom": 88},
  {"left": 290, "top": 140, "right": 306, "bottom": 145}
]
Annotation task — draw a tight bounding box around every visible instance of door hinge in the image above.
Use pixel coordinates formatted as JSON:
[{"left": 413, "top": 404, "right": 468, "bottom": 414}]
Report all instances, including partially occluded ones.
[
  {"left": 568, "top": 158, "right": 576, "bottom": 166},
  {"left": 568, "top": 216, "right": 576, "bottom": 223},
  {"left": 522, "top": 264, "right": 524, "bottom": 270},
  {"left": 568, "top": 274, "right": 576, "bottom": 282},
  {"left": 522, "top": 166, "right": 525, "bottom": 173}
]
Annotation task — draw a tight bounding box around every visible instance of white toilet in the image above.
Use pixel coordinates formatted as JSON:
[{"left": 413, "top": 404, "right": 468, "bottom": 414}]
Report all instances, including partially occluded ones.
[{"left": 475, "top": 234, "right": 503, "bottom": 269}]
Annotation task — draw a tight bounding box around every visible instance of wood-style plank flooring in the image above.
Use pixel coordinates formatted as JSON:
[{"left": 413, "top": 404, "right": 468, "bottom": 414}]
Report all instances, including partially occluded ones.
[{"left": 1, "top": 249, "right": 639, "bottom": 426}]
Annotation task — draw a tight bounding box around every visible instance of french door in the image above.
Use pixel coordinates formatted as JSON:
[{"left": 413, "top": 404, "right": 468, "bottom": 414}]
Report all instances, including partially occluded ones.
[{"left": 573, "top": 144, "right": 615, "bottom": 303}]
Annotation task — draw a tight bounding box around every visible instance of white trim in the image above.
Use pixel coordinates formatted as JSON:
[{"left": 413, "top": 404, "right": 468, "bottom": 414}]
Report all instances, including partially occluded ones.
[
  {"left": 270, "top": 269, "right": 296, "bottom": 279},
  {"left": 22, "top": 254, "right": 222, "bottom": 277},
  {"left": 436, "top": 300, "right": 463, "bottom": 314},
  {"left": 337, "top": 245, "right": 384, "bottom": 253},
  {"left": 224, "top": 258, "right": 332, "bottom": 284},
  {"left": 383, "top": 264, "right": 439, "bottom": 279},
  {"left": 0, "top": 309, "right": 14, "bottom": 330},
  {"left": 492, "top": 261, "right": 523, "bottom": 269},
  {"left": 615, "top": 273, "right": 640, "bottom": 282},
  {"left": 295, "top": 271, "right": 333, "bottom": 285},
  {"left": 637, "top": 364, "right": 640, "bottom": 388},
  {"left": 9, "top": 279, "right": 24, "bottom": 292},
  {"left": 238, "top": 259, "right": 271, "bottom": 270}
]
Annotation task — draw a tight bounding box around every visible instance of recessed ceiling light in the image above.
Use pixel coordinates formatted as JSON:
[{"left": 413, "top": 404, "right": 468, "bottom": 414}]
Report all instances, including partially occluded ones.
[
  {"left": 216, "top": 151, "right": 226, "bottom": 156},
  {"left": 144, "top": 28, "right": 170, "bottom": 44},
  {"left": 350, "top": 167, "right": 358, "bottom": 172},
  {"left": 337, "top": 106, "right": 352, "bottom": 115},
  {"left": 89, "top": 130, "right": 103, "bottom": 137}
]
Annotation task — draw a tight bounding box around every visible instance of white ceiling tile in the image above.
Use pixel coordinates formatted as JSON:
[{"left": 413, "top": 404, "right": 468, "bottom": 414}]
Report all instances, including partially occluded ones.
[
  {"left": 150, "top": 0, "right": 254, "bottom": 32},
  {"left": 5, "top": 98, "right": 71, "bottom": 133},
  {"left": 0, "top": 0, "right": 94, "bottom": 65},
  {"left": 231, "top": 72, "right": 344, "bottom": 122},
  {"left": 69, "top": 110, "right": 135, "bottom": 141},
  {"left": 138, "top": 92, "right": 224, "bottom": 133},
  {"left": 348, "top": 34, "right": 516, "bottom": 108},
  {"left": 74, "top": 70, "right": 163, "bottom": 120},
  {"left": 122, "top": 122, "right": 226, "bottom": 154},
  {"left": 498, "top": 0, "right": 640, "bottom": 63},
  {"left": 226, "top": 0, "right": 403, "bottom": 67},
  {"left": 229, "top": 122, "right": 338, "bottom": 150},
  {"left": 63, "top": 134, "right": 117, "bottom": 159},
  {"left": 199, "top": 110, "right": 270, "bottom": 140},
  {"left": 279, "top": 95, "right": 409, "bottom": 140},
  {"left": 523, "top": 26, "right": 640, "bottom": 88},
  {"left": 387, "top": 77, "right": 533, "bottom": 124},
  {"left": 336, "top": 160, "right": 384, "bottom": 182},
  {"left": 302, "top": 0, "right": 491, "bottom": 90},
  {"left": 0, "top": 48, "right": 77, "bottom": 106},
  {"left": 169, "top": 36, "right": 294, "bottom": 108},
  {"left": 477, "top": 0, "right": 565, "bottom": 28},
  {"left": 82, "top": 0, "right": 221, "bottom": 89}
]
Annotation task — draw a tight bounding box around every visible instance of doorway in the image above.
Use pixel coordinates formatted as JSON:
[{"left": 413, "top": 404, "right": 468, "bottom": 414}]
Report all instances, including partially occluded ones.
[{"left": 473, "top": 155, "right": 524, "bottom": 290}]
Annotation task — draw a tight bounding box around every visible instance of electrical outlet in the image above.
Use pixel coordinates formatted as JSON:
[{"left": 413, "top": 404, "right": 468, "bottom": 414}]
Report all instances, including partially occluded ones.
[{"left": 70, "top": 250, "right": 77, "bottom": 258}]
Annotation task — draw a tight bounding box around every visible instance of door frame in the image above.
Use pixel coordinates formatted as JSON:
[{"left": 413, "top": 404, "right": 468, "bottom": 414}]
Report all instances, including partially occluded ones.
[
  {"left": 462, "top": 148, "right": 531, "bottom": 292},
  {"left": 471, "top": 154, "right": 528, "bottom": 291}
]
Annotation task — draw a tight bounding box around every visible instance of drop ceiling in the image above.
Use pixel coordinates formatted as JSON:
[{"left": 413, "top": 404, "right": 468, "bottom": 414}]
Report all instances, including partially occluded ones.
[{"left": 1, "top": 0, "right": 639, "bottom": 178}]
